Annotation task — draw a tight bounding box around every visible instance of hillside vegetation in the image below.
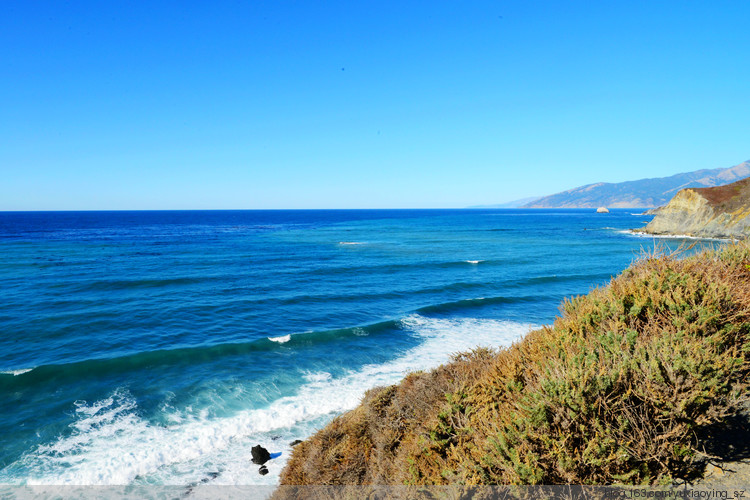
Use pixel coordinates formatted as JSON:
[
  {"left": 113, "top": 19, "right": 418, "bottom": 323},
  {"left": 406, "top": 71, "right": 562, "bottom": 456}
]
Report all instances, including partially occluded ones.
[{"left": 279, "top": 243, "right": 750, "bottom": 488}]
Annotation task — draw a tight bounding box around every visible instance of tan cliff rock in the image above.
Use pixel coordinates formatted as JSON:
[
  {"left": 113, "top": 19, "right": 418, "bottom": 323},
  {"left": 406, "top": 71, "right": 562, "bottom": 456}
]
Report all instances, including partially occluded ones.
[{"left": 641, "top": 177, "right": 750, "bottom": 239}]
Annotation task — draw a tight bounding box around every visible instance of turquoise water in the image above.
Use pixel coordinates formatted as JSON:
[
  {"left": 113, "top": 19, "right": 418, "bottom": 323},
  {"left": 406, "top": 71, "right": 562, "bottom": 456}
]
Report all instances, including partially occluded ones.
[{"left": 0, "top": 209, "right": 684, "bottom": 486}]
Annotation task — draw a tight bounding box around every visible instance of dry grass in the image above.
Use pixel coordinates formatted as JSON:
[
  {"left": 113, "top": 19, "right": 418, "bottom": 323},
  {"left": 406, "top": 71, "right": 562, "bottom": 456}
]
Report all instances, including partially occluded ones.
[
  {"left": 278, "top": 243, "right": 750, "bottom": 490},
  {"left": 694, "top": 177, "right": 750, "bottom": 210}
]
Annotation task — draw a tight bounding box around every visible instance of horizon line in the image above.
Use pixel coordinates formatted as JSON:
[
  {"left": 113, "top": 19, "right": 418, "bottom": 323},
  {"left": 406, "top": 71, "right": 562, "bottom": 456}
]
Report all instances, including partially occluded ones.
[{"left": 0, "top": 207, "right": 644, "bottom": 213}]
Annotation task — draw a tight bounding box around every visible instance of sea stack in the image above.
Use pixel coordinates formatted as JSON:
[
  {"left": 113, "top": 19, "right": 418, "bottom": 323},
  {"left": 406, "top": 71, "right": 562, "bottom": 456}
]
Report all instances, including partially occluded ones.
[{"left": 596, "top": 207, "right": 609, "bottom": 213}]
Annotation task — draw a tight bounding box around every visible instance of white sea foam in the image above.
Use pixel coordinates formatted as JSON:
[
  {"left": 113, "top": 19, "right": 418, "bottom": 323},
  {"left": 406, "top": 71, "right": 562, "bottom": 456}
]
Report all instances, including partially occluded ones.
[
  {"left": 465, "top": 260, "right": 483, "bottom": 264},
  {"left": 267, "top": 334, "right": 291, "bottom": 343},
  {"left": 338, "top": 241, "right": 363, "bottom": 245},
  {"left": 624, "top": 230, "right": 730, "bottom": 241},
  {"left": 11, "top": 316, "right": 535, "bottom": 487},
  {"left": 1, "top": 368, "right": 33, "bottom": 376},
  {"left": 302, "top": 371, "right": 332, "bottom": 383}
]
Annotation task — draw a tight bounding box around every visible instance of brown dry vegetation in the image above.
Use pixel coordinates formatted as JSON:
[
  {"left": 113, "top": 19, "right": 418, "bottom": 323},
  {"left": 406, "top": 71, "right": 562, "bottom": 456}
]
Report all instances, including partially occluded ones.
[
  {"left": 278, "top": 243, "right": 750, "bottom": 490},
  {"left": 694, "top": 177, "right": 750, "bottom": 209}
]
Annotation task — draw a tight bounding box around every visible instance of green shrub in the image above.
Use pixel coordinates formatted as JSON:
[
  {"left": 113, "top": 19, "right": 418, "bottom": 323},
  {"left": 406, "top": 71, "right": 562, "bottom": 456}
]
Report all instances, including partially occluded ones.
[{"left": 278, "top": 243, "right": 750, "bottom": 490}]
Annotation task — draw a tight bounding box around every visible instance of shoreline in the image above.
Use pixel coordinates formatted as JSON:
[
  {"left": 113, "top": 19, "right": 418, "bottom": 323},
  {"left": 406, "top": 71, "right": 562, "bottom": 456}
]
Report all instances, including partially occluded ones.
[{"left": 624, "top": 229, "right": 734, "bottom": 241}]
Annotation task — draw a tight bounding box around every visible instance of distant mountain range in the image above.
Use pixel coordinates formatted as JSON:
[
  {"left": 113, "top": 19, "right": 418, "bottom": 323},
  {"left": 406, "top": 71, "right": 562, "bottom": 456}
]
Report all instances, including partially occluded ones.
[{"left": 520, "top": 160, "right": 750, "bottom": 208}]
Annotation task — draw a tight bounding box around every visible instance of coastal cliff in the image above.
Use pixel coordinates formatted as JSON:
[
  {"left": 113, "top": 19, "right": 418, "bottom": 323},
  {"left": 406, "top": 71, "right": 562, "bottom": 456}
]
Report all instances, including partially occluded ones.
[
  {"left": 642, "top": 177, "right": 750, "bottom": 239},
  {"left": 278, "top": 244, "right": 750, "bottom": 488}
]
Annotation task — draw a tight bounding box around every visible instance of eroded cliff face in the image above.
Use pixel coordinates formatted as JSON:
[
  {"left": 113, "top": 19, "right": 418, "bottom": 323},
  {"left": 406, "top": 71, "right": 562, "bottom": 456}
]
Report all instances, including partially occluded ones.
[{"left": 642, "top": 184, "right": 750, "bottom": 239}]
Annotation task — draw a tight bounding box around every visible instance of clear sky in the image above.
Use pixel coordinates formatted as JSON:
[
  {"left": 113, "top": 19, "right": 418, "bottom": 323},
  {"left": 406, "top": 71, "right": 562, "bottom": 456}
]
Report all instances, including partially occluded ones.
[{"left": 1, "top": 1, "right": 749, "bottom": 210}]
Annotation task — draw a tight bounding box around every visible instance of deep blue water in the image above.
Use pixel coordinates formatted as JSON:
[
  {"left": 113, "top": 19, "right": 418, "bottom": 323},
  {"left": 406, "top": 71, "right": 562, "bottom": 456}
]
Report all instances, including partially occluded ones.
[{"left": 0, "top": 208, "right": 696, "bottom": 486}]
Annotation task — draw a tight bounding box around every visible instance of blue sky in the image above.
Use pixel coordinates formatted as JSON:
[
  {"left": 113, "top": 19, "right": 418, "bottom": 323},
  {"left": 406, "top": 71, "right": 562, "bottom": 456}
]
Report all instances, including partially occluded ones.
[{"left": 1, "top": 1, "right": 749, "bottom": 210}]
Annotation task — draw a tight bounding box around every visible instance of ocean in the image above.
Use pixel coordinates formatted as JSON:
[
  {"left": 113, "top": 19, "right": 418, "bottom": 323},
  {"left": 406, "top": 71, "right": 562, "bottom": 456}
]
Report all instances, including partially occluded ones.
[{"left": 0, "top": 208, "right": 692, "bottom": 488}]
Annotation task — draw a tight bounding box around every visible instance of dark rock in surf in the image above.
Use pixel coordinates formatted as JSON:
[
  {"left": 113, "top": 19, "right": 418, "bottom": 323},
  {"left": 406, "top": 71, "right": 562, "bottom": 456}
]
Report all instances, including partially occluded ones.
[
  {"left": 200, "top": 471, "right": 220, "bottom": 483},
  {"left": 290, "top": 439, "right": 303, "bottom": 447},
  {"left": 252, "top": 445, "right": 271, "bottom": 465},
  {"left": 259, "top": 465, "right": 269, "bottom": 476}
]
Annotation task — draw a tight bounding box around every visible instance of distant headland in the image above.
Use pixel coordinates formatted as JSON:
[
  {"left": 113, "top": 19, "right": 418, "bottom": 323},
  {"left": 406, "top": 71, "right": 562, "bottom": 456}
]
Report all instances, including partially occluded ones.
[{"left": 639, "top": 176, "right": 750, "bottom": 239}]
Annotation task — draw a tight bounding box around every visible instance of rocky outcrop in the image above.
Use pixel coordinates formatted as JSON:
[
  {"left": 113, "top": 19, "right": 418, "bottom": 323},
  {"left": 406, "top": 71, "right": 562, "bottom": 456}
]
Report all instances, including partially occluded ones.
[
  {"left": 251, "top": 445, "right": 271, "bottom": 465},
  {"left": 640, "top": 177, "right": 750, "bottom": 239}
]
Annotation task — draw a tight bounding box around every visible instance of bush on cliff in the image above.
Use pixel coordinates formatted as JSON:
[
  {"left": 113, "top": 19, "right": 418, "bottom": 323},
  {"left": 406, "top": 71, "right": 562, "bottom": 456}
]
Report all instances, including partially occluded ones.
[{"left": 280, "top": 243, "right": 750, "bottom": 486}]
